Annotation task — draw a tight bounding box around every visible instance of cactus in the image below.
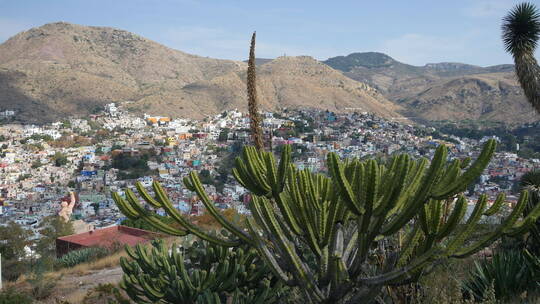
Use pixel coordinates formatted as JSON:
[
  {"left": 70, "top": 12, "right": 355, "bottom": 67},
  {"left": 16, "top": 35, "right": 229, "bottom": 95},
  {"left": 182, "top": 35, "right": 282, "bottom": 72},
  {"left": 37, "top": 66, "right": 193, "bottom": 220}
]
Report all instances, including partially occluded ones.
[
  {"left": 119, "top": 238, "right": 289, "bottom": 304},
  {"left": 113, "top": 138, "right": 540, "bottom": 303}
]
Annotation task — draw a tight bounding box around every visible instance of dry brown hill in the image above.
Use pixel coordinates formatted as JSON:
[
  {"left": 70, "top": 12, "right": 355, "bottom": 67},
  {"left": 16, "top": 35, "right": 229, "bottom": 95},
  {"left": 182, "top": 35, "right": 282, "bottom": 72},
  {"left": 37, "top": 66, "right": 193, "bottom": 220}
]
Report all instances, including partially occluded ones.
[
  {"left": 0, "top": 22, "right": 402, "bottom": 123},
  {"left": 325, "top": 52, "right": 539, "bottom": 125}
]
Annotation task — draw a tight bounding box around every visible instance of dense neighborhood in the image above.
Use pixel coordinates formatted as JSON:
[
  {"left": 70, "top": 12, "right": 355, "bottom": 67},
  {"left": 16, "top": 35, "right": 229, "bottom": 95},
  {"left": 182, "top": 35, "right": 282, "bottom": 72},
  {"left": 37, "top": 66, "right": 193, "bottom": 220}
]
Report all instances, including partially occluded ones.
[{"left": 0, "top": 103, "right": 538, "bottom": 241}]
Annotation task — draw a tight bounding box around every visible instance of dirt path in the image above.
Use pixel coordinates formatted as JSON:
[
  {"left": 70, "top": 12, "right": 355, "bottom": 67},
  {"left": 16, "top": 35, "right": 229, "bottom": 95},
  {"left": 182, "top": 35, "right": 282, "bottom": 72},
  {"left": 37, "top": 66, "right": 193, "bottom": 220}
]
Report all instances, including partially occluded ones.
[{"left": 43, "top": 267, "right": 124, "bottom": 303}]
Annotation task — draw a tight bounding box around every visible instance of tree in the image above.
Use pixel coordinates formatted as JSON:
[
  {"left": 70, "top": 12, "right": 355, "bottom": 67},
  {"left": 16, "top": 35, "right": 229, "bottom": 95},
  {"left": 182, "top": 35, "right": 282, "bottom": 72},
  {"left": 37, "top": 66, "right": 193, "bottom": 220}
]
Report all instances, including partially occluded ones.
[
  {"left": 0, "top": 221, "right": 31, "bottom": 261},
  {"left": 218, "top": 128, "right": 230, "bottom": 142},
  {"left": 52, "top": 152, "right": 68, "bottom": 167},
  {"left": 91, "top": 202, "right": 100, "bottom": 215},
  {"left": 35, "top": 216, "right": 74, "bottom": 259},
  {"left": 502, "top": 2, "right": 540, "bottom": 114},
  {"left": 114, "top": 140, "right": 540, "bottom": 303},
  {"left": 0, "top": 222, "right": 31, "bottom": 281}
]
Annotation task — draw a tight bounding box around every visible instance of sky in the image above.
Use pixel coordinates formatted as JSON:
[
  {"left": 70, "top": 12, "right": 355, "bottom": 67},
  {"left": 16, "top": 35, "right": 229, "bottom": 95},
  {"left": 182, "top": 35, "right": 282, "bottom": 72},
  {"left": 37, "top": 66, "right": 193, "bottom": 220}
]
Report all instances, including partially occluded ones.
[{"left": 1, "top": 0, "right": 539, "bottom": 66}]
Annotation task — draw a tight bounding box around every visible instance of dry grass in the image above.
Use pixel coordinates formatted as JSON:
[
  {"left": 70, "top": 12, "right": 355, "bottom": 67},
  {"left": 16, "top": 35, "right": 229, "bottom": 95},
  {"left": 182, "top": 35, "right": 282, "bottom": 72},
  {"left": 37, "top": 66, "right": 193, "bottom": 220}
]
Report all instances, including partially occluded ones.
[{"left": 9, "top": 236, "right": 181, "bottom": 303}]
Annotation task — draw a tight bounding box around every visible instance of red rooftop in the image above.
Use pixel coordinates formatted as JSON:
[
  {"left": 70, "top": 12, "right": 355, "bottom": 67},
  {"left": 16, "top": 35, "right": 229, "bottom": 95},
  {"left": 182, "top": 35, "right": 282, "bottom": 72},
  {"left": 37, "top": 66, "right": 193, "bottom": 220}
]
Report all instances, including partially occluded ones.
[{"left": 56, "top": 225, "right": 160, "bottom": 257}]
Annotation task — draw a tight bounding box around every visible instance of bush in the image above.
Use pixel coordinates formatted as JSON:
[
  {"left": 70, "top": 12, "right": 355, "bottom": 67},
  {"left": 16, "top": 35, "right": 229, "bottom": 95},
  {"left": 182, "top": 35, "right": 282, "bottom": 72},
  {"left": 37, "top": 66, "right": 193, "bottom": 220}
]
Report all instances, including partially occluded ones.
[
  {"left": 83, "top": 283, "right": 130, "bottom": 304},
  {"left": 0, "top": 288, "right": 32, "bottom": 304},
  {"left": 56, "top": 247, "right": 109, "bottom": 268},
  {"left": 27, "top": 271, "right": 56, "bottom": 300}
]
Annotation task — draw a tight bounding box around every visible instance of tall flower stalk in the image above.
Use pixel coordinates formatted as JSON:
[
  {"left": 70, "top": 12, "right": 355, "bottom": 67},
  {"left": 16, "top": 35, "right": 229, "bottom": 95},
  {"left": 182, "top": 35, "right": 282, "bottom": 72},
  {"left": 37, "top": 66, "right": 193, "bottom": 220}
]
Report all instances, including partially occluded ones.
[{"left": 247, "top": 31, "right": 264, "bottom": 150}]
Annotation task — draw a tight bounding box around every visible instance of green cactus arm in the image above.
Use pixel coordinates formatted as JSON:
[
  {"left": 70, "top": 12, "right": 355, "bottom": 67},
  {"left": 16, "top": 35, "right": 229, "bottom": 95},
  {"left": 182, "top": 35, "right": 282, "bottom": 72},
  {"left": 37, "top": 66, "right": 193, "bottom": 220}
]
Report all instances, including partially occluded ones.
[
  {"left": 323, "top": 196, "right": 346, "bottom": 248},
  {"left": 135, "top": 181, "right": 162, "bottom": 208},
  {"left": 264, "top": 152, "right": 280, "bottom": 196},
  {"left": 242, "top": 147, "right": 272, "bottom": 194},
  {"left": 185, "top": 173, "right": 254, "bottom": 244},
  {"left": 175, "top": 251, "right": 197, "bottom": 292},
  {"left": 358, "top": 247, "right": 441, "bottom": 285},
  {"left": 432, "top": 139, "right": 496, "bottom": 199},
  {"left": 452, "top": 191, "right": 533, "bottom": 257},
  {"left": 150, "top": 181, "right": 242, "bottom": 247},
  {"left": 419, "top": 202, "right": 430, "bottom": 234},
  {"left": 283, "top": 173, "right": 322, "bottom": 255},
  {"left": 277, "top": 144, "right": 291, "bottom": 192},
  {"left": 112, "top": 191, "right": 140, "bottom": 218},
  {"left": 116, "top": 191, "right": 188, "bottom": 236},
  {"left": 483, "top": 193, "right": 506, "bottom": 216},
  {"left": 397, "top": 225, "right": 422, "bottom": 266},
  {"left": 274, "top": 192, "right": 302, "bottom": 236},
  {"left": 505, "top": 216, "right": 540, "bottom": 237},
  {"left": 432, "top": 159, "right": 461, "bottom": 195},
  {"left": 342, "top": 232, "right": 359, "bottom": 271},
  {"left": 244, "top": 217, "right": 292, "bottom": 284},
  {"left": 328, "top": 152, "right": 365, "bottom": 215},
  {"left": 436, "top": 195, "right": 467, "bottom": 240},
  {"left": 377, "top": 157, "right": 423, "bottom": 218},
  {"left": 413, "top": 143, "right": 448, "bottom": 203},
  {"left": 430, "top": 199, "right": 443, "bottom": 235},
  {"left": 139, "top": 276, "right": 166, "bottom": 300},
  {"left": 365, "top": 159, "right": 380, "bottom": 209},
  {"left": 381, "top": 146, "right": 447, "bottom": 236},
  {"left": 445, "top": 195, "right": 488, "bottom": 254},
  {"left": 255, "top": 197, "right": 324, "bottom": 298},
  {"left": 232, "top": 156, "right": 269, "bottom": 196}
]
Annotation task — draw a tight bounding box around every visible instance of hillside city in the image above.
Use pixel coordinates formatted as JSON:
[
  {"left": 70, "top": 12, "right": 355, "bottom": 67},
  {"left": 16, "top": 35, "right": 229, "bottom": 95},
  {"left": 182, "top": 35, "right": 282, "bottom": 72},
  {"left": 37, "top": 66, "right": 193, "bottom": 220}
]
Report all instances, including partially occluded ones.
[{"left": 1, "top": 102, "right": 538, "bottom": 242}]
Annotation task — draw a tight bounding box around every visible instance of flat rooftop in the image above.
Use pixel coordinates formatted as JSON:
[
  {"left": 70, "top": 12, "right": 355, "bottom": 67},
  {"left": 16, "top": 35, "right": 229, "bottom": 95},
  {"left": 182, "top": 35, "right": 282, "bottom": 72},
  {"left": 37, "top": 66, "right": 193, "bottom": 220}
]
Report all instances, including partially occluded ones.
[{"left": 57, "top": 225, "right": 160, "bottom": 248}]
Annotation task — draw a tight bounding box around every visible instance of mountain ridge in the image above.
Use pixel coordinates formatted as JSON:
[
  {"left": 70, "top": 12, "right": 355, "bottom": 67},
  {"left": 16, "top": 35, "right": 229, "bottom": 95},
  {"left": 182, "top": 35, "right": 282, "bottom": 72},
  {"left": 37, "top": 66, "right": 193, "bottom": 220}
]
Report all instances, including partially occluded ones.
[
  {"left": 0, "top": 22, "right": 537, "bottom": 125},
  {"left": 0, "top": 22, "right": 402, "bottom": 123},
  {"left": 323, "top": 52, "right": 537, "bottom": 124}
]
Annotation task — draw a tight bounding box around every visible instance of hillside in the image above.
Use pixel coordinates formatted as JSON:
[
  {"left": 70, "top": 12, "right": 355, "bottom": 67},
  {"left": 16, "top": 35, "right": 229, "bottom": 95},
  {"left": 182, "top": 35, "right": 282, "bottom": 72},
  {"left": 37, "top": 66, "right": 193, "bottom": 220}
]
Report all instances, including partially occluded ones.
[
  {"left": 324, "top": 52, "right": 538, "bottom": 125},
  {"left": 0, "top": 22, "right": 402, "bottom": 123}
]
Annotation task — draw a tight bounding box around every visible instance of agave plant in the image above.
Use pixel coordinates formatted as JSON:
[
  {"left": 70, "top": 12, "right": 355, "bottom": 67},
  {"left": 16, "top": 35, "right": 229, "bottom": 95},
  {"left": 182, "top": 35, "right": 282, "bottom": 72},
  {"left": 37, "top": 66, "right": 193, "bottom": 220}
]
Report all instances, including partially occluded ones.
[
  {"left": 56, "top": 247, "right": 109, "bottom": 268},
  {"left": 462, "top": 249, "right": 539, "bottom": 301}
]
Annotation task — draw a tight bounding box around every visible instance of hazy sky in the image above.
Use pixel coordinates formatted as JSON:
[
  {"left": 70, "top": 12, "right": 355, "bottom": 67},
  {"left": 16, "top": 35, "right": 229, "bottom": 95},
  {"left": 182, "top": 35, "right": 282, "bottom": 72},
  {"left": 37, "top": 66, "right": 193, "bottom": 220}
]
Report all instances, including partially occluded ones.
[{"left": 1, "top": 0, "right": 539, "bottom": 66}]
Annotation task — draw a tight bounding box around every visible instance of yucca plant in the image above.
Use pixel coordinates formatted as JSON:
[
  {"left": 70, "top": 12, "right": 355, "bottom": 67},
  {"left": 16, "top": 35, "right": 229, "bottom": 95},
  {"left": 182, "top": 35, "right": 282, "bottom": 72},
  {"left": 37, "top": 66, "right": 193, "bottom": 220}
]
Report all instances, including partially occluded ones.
[
  {"left": 462, "top": 249, "right": 539, "bottom": 301},
  {"left": 119, "top": 238, "right": 289, "bottom": 304},
  {"left": 502, "top": 2, "right": 540, "bottom": 114}
]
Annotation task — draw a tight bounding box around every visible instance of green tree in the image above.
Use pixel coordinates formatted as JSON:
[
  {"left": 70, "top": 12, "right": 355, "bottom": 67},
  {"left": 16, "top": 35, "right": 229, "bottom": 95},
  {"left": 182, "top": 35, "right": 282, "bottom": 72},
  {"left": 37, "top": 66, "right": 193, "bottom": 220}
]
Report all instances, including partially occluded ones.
[
  {"left": 218, "top": 128, "right": 230, "bottom": 142},
  {"left": 52, "top": 152, "right": 68, "bottom": 167},
  {"left": 0, "top": 222, "right": 31, "bottom": 261},
  {"left": 502, "top": 2, "right": 540, "bottom": 114},
  {"left": 35, "top": 216, "right": 74, "bottom": 259},
  {"left": 0, "top": 222, "right": 31, "bottom": 281}
]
